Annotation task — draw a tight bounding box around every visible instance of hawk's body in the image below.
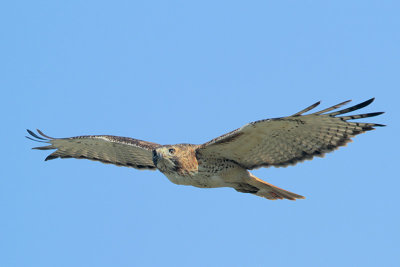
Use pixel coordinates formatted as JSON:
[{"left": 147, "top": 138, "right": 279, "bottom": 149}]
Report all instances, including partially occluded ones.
[
  {"left": 154, "top": 145, "right": 303, "bottom": 199},
  {"left": 27, "top": 98, "right": 384, "bottom": 200}
]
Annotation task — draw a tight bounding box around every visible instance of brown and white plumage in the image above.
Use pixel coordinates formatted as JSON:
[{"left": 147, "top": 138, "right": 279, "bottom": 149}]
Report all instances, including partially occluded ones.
[
  {"left": 197, "top": 98, "right": 384, "bottom": 169},
  {"left": 26, "top": 130, "right": 160, "bottom": 170},
  {"left": 27, "top": 98, "right": 385, "bottom": 200}
]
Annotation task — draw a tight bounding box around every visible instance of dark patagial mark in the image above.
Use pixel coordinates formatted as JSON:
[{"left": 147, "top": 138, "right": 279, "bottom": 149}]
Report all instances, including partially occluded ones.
[{"left": 152, "top": 150, "right": 158, "bottom": 166}]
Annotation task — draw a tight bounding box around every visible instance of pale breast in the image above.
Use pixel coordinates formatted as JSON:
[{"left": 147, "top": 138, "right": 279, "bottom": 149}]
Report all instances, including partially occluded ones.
[
  {"left": 164, "top": 157, "right": 245, "bottom": 188},
  {"left": 164, "top": 172, "right": 226, "bottom": 188}
]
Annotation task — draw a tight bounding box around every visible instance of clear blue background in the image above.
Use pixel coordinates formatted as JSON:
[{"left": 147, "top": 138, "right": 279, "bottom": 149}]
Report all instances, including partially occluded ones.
[{"left": 1, "top": 1, "right": 398, "bottom": 266}]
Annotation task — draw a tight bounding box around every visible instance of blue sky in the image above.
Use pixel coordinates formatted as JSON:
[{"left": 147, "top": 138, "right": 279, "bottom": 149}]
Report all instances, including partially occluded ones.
[{"left": 1, "top": 1, "right": 399, "bottom": 266}]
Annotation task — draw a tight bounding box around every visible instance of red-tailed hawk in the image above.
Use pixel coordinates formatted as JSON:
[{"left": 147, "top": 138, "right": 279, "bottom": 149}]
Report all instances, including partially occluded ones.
[{"left": 27, "top": 98, "right": 384, "bottom": 200}]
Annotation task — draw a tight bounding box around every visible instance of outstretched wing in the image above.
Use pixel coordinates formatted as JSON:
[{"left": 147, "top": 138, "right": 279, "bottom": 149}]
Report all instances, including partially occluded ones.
[
  {"left": 197, "top": 98, "right": 385, "bottom": 169},
  {"left": 27, "top": 129, "right": 161, "bottom": 170}
]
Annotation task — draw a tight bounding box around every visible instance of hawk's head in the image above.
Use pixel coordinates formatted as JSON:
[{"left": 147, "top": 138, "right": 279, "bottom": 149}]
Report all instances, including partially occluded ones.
[{"left": 152, "top": 144, "right": 198, "bottom": 175}]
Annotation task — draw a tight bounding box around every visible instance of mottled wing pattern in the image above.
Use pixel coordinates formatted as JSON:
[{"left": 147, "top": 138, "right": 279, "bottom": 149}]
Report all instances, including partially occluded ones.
[
  {"left": 197, "top": 98, "right": 384, "bottom": 169},
  {"left": 26, "top": 129, "right": 161, "bottom": 170}
]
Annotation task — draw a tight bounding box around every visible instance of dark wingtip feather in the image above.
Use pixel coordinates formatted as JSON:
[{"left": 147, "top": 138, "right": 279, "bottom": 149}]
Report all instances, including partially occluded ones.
[
  {"left": 313, "top": 99, "right": 352, "bottom": 115},
  {"left": 25, "top": 135, "right": 47, "bottom": 143},
  {"left": 32, "top": 145, "right": 55, "bottom": 150},
  {"left": 370, "top": 111, "right": 384, "bottom": 116},
  {"left": 339, "top": 111, "right": 385, "bottom": 121},
  {"left": 36, "top": 129, "right": 55, "bottom": 139},
  {"left": 359, "top": 97, "right": 375, "bottom": 109},
  {"left": 357, "top": 97, "right": 375, "bottom": 107},
  {"left": 328, "top": 98, "right": 377, "bottom": 116},
  {"left": 45, "top": 154, "right": 58, "bottom": 161},
  {"left": 354, "top": 97, "right": 375, "bottom": 108},
  {"left": 26, "top": 129, "right": 48, "bottom": 140},
  {"left": 292, "top": 101, "right": 321, "bottom": 116}
]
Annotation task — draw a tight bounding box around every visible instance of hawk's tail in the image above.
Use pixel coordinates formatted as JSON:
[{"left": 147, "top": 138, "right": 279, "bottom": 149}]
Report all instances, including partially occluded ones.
[{"left": 247, "top": 174, "right": 305, "bottom": 200}]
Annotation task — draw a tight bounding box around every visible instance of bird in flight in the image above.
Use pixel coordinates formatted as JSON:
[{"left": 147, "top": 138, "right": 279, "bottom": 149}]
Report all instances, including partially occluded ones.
[{"left": 27, "top": 98, "right": 384, "bottom": 200}]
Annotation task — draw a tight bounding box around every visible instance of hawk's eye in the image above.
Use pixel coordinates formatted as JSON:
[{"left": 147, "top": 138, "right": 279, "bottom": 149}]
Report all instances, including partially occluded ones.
[{"left": 168, "top": 148, "right": 175, "bottom": 154}]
